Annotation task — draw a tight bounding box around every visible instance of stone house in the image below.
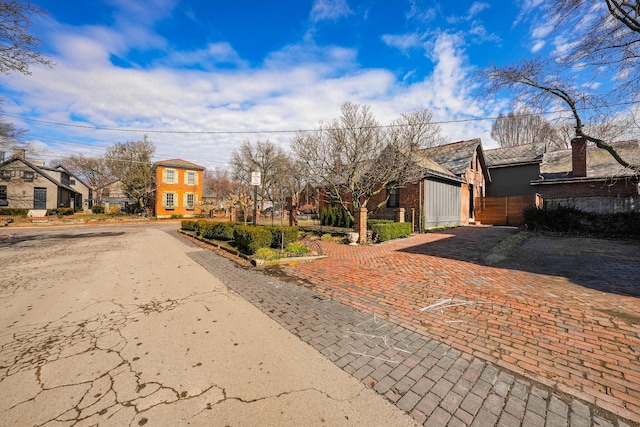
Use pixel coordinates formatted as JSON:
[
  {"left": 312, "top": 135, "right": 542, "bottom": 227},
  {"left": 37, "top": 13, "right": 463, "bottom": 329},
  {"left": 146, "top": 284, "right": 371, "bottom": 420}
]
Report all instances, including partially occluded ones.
[{"left": 0, "top": 150, "right": 89, "bottom": 213}]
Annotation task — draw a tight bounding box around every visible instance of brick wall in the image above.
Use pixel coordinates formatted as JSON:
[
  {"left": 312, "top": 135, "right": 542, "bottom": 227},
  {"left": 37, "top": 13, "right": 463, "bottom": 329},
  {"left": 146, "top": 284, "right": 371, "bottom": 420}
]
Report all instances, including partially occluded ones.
[{"left": 535, "top": 177, "right": 639, "bottom": 199}]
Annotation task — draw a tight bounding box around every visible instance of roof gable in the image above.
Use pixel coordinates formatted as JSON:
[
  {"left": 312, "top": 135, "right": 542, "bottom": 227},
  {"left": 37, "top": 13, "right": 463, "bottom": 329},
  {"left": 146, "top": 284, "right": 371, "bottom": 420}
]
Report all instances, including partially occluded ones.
[
  {"left": 154, "top": 158, "right": 205, "bottom": 170},
  {"left": 0, "top": 157, "right": 79, "bottom": 193},
  {"left": 415, "top": 138, "right": 490, "bottom": 182}
]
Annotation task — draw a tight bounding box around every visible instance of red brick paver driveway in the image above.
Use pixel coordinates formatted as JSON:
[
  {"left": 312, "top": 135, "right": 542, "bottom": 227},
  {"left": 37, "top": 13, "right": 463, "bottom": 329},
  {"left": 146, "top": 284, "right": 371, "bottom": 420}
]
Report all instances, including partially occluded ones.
[{"left": 279, "top": 227, "right": 640, "bottom": 423}]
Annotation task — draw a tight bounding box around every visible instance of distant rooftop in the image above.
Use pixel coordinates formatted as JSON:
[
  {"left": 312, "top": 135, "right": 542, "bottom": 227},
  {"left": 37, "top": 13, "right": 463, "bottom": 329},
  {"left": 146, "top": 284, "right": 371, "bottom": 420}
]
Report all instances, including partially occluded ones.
[
  {"left": 485, "top": 142, "right": 547, "bottom": 168},
  {"left": 540, "top": 139, "right": 640, "bottom": 179},
  {"left": 416, "top": 139, "right": 483, "bottom": 176},
  {"left": 154, "top": 158, "right": 206, "bottom": 170}
]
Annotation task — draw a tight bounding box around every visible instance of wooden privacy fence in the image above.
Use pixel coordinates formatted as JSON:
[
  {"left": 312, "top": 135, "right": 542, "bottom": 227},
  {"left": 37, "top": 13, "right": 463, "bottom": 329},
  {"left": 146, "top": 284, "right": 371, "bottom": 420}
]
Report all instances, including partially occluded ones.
[{"left": 474, "top": 194, "right": 543, "bottom": 226}]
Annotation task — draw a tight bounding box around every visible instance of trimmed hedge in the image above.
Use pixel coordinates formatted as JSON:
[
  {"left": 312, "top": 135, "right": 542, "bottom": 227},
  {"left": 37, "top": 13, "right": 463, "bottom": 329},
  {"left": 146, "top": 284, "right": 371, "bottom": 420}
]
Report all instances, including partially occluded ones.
[
  {"left": 266, "top": 225, "right": 299, "bottom": 249},
  {"left": 181, "top": 220, "right": 198, "bottom": 231},
  {"left": 233, "top": 225, "right": 273, "bottom": 255},
  {"left": 91, "top": 205, "right": 105, "bottom": 214},
  {"left": 370, "top": 221, "right": 412, "bottom": 242},
  {"left": 0, "top": 208, "right": 28, "bottom": 217},
  {"left": 200, "top": 222, "right": 237, "bottom": 240},
  {"left": 367, "top": 219, "right": 393, "bottom": 228},
  {"left": 524, "top": 206, "right": 640, "bottom": 237},
  {"left": 57, "top": 207, "right": 75, "bottom": 216}
]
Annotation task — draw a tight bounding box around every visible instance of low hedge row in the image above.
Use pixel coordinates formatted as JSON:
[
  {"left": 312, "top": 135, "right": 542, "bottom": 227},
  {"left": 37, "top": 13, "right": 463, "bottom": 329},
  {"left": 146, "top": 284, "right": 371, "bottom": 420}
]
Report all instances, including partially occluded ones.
[
  {"left": 370, "top": 221, "right": 412, "bottom": 242},
  {"left": 198, "top": 221, "right": 237, "bottom": 240},
  {"left": 0, "top": 208, "right": 28, "bottom": 217},
  {"left": 524, "top": 206, "right": 640, "bottom": 236},
  {"left": 181, "top": 220, "right": 300, "bottom": 255}
]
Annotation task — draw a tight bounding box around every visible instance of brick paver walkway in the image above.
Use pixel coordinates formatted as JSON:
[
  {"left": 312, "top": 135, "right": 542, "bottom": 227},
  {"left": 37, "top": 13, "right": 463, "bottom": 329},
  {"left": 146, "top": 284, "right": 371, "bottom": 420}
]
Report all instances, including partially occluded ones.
[
  {"left": 180, "top": 227, "right": 639, "bottom": 426},
  {"left": 274, "top": 227, "right": 640, "bottom": 424}
]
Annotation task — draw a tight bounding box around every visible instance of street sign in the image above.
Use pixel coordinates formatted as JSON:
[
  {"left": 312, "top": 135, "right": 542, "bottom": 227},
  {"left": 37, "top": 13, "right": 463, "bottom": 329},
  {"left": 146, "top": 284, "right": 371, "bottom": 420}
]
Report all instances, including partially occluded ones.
[{"left": 251, "top": 171, "right": 261, "bottom": 186}]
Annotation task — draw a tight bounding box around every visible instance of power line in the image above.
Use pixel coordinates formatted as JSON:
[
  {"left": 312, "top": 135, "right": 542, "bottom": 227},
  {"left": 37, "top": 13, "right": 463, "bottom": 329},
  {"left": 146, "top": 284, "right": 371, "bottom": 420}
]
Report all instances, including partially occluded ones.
[{"left": 0, "top": 108, "right": 585, "bottom": 135}]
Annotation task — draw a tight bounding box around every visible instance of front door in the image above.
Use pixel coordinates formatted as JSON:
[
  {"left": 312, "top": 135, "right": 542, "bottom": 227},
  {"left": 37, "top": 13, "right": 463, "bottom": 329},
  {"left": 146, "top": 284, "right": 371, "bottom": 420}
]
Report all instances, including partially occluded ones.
[{"left": 34, "top": 188, "right": 47, "bottom": 209}]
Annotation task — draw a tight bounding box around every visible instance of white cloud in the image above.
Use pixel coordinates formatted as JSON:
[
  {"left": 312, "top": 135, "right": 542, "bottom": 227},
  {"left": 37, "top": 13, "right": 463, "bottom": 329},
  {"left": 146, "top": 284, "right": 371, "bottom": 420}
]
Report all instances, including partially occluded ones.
[
  {"left": 158, "top": 43, "right": 248, "bottom": 69},
  {"left": 310, "top": 0, "right": 352, "bottom": 22},
  {"left": 0, "top": 5, "right": 502, "bottom": 168},
  {"left": 469, "top": 2, "right": 490, "bottom": 17},
  {"left": 531, "top": 40, "right": 545, "bottom": 53},
  {"left": 381, "top": 33, "right": 423, "bottom": 54}
]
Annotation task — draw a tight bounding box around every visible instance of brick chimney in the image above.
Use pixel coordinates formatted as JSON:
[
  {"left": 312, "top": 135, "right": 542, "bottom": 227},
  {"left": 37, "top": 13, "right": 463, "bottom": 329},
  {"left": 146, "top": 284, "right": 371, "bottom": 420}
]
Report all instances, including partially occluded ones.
[{"left": 571, "top": 137, "right": 587, "bottom": 178}]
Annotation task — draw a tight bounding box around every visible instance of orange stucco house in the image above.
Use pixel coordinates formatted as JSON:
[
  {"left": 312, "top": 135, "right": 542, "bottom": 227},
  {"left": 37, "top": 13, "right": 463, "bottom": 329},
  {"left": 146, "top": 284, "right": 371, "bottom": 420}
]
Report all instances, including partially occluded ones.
[{"left": 152, "top": 159, "right": 205, "bottom": 218}]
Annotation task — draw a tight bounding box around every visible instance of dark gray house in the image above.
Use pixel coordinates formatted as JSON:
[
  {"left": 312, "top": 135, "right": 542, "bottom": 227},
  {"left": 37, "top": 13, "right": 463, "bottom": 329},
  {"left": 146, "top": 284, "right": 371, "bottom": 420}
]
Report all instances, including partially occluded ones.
[{"left": 484, "top": 143, "right": 546, "bottom": 197}]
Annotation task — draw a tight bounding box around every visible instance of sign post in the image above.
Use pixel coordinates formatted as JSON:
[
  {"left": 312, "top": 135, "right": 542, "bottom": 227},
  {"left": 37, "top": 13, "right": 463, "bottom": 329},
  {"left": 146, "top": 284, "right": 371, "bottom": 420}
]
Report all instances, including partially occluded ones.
[{"left": 251, "top": 171, "right": 261, "bottom": 226}]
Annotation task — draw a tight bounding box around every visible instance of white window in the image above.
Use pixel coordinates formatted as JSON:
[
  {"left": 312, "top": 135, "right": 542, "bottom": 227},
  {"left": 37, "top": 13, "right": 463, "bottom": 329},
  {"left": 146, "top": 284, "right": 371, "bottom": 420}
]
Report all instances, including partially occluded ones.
[
  {"left": 185, "top": 171, "right": 197, "bottom": 185},
  {"left": 164, "top": 168, "right": 177, "bottom": 184},
  {"left": 184, "top": 193, "right": 197, "bottom": 210},
  {"left": 163, "top": 192, "right": 177, "bottom": 209}
]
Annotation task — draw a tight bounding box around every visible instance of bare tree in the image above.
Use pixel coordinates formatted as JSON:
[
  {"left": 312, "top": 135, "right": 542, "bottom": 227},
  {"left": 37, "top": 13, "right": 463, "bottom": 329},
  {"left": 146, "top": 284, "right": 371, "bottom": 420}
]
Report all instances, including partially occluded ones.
[
  {"left": 59, "top": 154, "right": 114, "bottom": 205},
  {"left": 0, "top": 0, "right": 53, "bottom": 75},
  {"left": 483, "top": 0, "right": 640, "bottom": 172},
  {"left": 229, "top": 139, "right": 289, "bottom": 208},
  {"left": 0, "top": 113, "right": 26, "bottom": 155},
  {"left": 104, "top": 135, "right": 156, "bottom": 211},
  {"left": 0, "top": 0, "right": 53, "bottom": 158},
  {"left": 291, "top": 102, "right": 440, "bottom": 221},
  {"left": 491, "top": 107, "right": 563, "bottom": 149}
]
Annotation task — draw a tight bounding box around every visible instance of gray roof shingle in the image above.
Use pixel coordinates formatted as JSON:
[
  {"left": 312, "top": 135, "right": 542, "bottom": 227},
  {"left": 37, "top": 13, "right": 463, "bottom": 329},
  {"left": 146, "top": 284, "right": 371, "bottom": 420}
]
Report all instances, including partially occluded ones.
[{"left": 485, "top": 142, "right": 547, "bottom": 167}]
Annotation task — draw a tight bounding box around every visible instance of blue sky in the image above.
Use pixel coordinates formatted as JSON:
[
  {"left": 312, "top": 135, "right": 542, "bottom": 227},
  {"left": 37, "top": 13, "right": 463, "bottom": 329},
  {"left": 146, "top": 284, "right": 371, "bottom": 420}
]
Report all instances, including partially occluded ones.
[{"left": 0, "top": 0, "right": 558, "bottom": 169}]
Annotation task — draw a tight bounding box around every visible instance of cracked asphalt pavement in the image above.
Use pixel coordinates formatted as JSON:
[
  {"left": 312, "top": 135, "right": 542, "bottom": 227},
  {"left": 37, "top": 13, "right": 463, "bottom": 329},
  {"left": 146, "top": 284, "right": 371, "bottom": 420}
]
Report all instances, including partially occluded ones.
[{"left": 0, "top": 223, "right": 417, "bottom": 427}]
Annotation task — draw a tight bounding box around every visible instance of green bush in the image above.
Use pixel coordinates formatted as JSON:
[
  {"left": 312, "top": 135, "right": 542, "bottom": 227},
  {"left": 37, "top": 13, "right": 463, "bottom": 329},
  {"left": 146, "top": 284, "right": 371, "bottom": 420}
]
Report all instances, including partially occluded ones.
[
  {"left": 320, "top": 206, "right": 353, "bottom": 228},
  {"left": 0, "top": 208, "right": 28, "bottom": 217},
  {"left": 367, "top": 219, "right": 393, "bottom": 228},
  {"left": 266, "top": 226, "right": 299, "bottom": 249},
  {"left": 57, "top": 207, "right": 75, "bottom": 216},
  {"left": 197, "top": 222, "right": 216, "bottom": 239},
  {"left": 181, "top": 220, "right": 198, "bottom": 231},
  {"left": 285, "top": 242, "right": 311, "bottom": 256},
  {"left": 91, "top": 205, "right": 105, "bottom": 214},
  {"left": 210, "top": 222, "right": 237, "bottom": 240},
  {"left": 233, "top": 225, "right": 273, "bottom": 255},
  {"left": 253, "top": 247, "right": 281, "bottom": 260},
  {"left": 193, "top": 221, "right": 239, "bottom": 240},
  {"left": 524, "top": 206, "right": 640, "bottom": 237},
  {"left": 524, "top": 206, "right": 583, "bottom": 232},
  {"left": 370, "top": 221, "right": 412, "bottom": 242}
]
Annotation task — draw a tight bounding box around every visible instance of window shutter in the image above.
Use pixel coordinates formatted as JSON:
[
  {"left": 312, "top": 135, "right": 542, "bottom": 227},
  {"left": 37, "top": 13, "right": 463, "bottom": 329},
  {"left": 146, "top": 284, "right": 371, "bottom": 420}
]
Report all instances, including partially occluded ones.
[
  {"left": 194, "top": 172, "right": 199, "bottom": 185},
  {"left": 162, "top": 192, "right": 167, "bottom": 208},
  {"left": 162, "top": 169, "right": 167, "bottom": 183},
  {"left": 183, "top": 193, "right": 188, "bottom": 207},
  {"left": 174, "top": 192, "right": 179, "bottom": 207}
]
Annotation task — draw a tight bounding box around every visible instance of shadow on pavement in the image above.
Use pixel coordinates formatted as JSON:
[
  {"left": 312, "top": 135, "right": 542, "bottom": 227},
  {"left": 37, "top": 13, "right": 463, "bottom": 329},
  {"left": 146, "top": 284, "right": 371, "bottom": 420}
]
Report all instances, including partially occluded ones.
[
  {"left": 399, "top": 226, "right": 640, "bottom": 298},
  {"left": 0, "top": 231, "right": 126, "bottom": 246}
]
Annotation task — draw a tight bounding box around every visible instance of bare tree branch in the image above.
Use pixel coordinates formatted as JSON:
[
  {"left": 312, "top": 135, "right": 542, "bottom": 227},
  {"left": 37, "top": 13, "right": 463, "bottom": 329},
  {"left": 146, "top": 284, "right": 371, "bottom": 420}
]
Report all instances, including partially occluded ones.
[{"left": 0, "top": 0, "right": 53, "bottom": 75}]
